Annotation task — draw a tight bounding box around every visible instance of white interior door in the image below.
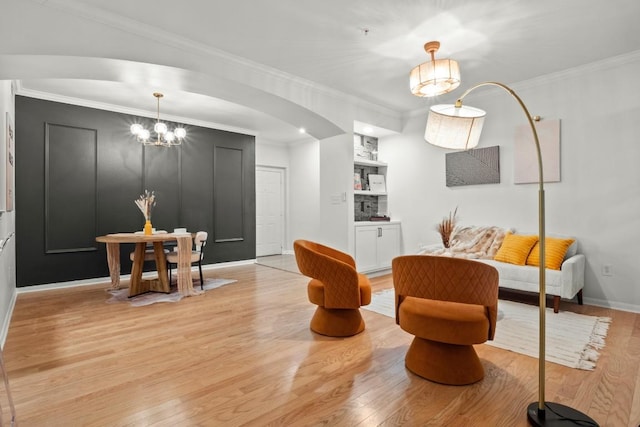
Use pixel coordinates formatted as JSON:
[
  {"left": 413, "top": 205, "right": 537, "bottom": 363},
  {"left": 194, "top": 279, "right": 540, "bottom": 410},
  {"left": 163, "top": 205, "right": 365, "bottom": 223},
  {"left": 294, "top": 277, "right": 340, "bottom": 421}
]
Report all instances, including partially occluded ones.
[{"left": 256, "top": 166, "right": 285, "bottom": 257}]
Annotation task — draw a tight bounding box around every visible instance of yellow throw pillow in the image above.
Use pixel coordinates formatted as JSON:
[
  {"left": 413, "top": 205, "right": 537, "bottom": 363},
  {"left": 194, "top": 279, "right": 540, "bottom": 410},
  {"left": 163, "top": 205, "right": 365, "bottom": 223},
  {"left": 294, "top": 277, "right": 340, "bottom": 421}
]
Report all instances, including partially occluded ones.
[
  {"left": 494, "top": 233, "right": 539, "bottom": 266},
  {"left": 526, "top": 237, "right": 575, "bottom": 270}
]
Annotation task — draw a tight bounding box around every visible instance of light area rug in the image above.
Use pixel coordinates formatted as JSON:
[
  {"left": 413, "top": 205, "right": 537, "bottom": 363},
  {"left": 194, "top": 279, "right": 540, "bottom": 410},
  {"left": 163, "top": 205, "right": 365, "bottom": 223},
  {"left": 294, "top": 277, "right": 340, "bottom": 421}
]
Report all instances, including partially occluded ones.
[
  {"left": 106, "top": 278, "right": 236, "bottom": 307},
  {"left": 362, "top": 289, "right": 611, "bottom": 370}
]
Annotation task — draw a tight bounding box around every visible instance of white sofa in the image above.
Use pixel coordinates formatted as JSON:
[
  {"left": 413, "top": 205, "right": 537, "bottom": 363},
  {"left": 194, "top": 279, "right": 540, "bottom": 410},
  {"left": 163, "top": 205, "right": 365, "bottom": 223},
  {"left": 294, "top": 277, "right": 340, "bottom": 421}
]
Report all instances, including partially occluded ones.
[{"left": 418, "top": 226, "right": 585, "bottom": 313}]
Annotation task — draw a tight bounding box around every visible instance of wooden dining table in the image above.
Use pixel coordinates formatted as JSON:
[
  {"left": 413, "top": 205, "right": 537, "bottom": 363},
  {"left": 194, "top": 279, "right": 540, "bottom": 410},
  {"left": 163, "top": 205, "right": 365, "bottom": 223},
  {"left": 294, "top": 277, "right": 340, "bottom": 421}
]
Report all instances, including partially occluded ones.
[{"left": 95, "top": 232, "right": 203, "bottom": 297}]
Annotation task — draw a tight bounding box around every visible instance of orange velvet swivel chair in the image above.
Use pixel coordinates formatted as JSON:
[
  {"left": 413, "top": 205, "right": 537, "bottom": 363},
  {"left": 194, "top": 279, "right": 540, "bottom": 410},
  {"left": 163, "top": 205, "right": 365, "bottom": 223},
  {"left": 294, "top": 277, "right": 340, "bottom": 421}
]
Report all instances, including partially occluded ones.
[
  {"left": 293, "top": 240, "right": 372, "bottom": 337},
  {"left": 392, "top": 255, "right": 499, "bottom": 385}
]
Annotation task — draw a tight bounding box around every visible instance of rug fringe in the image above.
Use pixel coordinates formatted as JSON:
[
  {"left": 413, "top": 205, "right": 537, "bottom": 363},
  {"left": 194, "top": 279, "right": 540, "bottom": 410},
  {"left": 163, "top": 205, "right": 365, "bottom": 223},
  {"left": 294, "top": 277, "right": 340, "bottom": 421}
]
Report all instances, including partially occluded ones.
[
  {"left": 577, "top": 359, "right": 597, "bottom": 370},
  {"left": 577, "top": 316, "right": 612, "bottom": 370},
  {"left": 590, "top": 317, "right": 611, "bottom": 349}
]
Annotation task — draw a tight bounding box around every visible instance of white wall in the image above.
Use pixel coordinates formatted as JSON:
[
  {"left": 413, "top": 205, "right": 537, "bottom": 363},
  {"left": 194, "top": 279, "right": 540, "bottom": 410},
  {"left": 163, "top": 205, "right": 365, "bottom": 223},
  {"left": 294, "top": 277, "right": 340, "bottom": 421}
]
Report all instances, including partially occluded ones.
[
  {"left": 319, "top": 134, "right": 353, "bottom": 252},
  {"left": 0, "top": 80, "right": 16, "bottom": 345},
  {"left": 255, "top": 140, "right": 291, "bottom": 253},
  {"left": 382, "top": 51, "right": 640, "bottom": 312},
  {"left": 258, "top": 134, "right": 355, "bottom": 254},
  {"left": 288, "top": 140, "right": 321, "bottom": 250},
  {"left": 257, "top": 139, "right": 349, "bottom": 254},
  {"left": 255, "top": 140, "right": 290, "bottom": 169}
]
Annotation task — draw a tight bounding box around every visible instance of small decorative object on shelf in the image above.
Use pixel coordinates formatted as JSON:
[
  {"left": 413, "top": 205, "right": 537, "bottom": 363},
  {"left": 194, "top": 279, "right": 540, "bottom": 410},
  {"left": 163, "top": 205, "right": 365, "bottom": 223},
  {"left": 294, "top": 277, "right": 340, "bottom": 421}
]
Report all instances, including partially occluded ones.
[
  {"left": 134, "top": 190, "right": 156, "bottom": 235},
  {"left": 354, "top": 173, "right": 362, "bottom": 190},
  {"left": 436, "top": 207, "right": 458, "bottom": 248},
  {"left": 368, "top": 174, "right": 386, "bottom": 193}
]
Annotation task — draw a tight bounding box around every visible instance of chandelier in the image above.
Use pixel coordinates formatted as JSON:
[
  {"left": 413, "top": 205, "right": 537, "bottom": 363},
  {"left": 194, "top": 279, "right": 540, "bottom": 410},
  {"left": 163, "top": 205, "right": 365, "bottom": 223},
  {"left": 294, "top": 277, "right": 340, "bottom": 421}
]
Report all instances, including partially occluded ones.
[
  {"left": 130, "top": 92, "right": 186, "bottom": 147},
  {"left": 409, "top": 41, "right": 460, "bottom": 97}
]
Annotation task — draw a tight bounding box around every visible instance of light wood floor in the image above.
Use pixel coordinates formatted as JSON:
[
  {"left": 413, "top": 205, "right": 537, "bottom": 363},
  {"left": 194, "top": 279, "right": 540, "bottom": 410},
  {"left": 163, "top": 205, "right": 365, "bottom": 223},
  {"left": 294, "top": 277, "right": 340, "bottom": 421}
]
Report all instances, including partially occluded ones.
[
  {"left": 2, "top": 263, "right": 639, "bottom": 426},
  {"left": 255, "top": 254, "right": 301, "bottom": 275}
]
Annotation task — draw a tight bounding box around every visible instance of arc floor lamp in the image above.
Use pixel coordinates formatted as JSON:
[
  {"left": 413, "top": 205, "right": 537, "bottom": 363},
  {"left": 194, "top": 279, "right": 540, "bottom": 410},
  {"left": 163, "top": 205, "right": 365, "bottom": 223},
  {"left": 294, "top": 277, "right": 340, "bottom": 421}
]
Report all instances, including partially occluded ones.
[{"left": 424, "top": 82, "right": 598, "bottom": 426}]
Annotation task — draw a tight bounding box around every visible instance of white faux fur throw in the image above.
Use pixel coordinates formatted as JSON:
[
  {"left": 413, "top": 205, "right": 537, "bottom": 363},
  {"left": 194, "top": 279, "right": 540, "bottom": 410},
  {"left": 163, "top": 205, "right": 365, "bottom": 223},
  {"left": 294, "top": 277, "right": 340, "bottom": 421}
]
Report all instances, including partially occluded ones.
[{"left": 426, "top": 225, "right": 511, "bottom": 259}]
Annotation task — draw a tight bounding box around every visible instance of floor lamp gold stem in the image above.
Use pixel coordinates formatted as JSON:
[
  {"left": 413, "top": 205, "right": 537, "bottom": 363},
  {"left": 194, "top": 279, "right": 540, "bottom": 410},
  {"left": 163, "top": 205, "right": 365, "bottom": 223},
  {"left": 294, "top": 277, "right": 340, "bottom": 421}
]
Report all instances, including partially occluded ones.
[
  {"left": 450, "top": 82, "right": 598, "bottom": 427},
  {"left": 426, "top": 81, "right": 598, "bottom": 424},
  {"left": 456, "top": 82, "right": 547, "bottom": 418}
]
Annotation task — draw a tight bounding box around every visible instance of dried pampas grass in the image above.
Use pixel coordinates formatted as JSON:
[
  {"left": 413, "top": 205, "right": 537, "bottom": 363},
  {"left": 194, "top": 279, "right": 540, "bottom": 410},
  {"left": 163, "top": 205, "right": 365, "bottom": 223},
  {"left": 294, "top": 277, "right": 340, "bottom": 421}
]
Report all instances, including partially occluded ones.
[
  {"left": 436, "top": 207, "right": 458, "bottom": 248},
  {"left": 135, "top": 190, "right": 156, "bottom": 221}
]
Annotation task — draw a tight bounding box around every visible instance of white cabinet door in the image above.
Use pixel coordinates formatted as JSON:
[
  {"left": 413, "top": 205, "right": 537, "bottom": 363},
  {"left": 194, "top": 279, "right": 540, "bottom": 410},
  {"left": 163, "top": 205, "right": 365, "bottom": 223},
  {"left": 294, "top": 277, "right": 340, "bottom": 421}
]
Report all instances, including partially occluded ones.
[
  {"left": 354, "top": 222, "right": 401, "bottom": 272},
  {"left": 377, "top": 224, "right": 400, "bottom": 269},
  {"left": 355, "top": 226, "right": 379, "bottom": 272}
]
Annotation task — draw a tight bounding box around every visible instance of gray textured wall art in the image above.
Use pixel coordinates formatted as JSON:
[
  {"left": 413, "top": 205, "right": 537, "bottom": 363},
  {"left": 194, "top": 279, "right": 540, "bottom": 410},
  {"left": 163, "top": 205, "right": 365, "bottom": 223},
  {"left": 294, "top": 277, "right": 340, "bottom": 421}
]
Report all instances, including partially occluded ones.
[{"left": 445, "top": 146, "right": 500, "bottom": 187}]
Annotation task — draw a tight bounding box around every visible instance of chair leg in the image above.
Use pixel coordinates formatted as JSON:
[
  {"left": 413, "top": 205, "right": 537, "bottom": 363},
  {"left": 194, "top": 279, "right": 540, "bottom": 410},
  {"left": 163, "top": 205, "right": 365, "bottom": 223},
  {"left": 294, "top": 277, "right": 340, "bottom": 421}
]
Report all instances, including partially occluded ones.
[
  {"left": 405, "top": 337, "right": 484, "bottom": 385},
  {"left": 309, "top": 306, "right": 365, "bottom": 337},
  {"left": 198, "top": 261, "right": 204, "bottom": 290}
]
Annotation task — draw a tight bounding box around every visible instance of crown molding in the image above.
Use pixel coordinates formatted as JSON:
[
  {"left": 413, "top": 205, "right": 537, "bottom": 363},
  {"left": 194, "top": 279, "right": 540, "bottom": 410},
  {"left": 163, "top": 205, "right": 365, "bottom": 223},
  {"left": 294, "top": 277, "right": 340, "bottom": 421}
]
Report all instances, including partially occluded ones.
[{"left": 510, "top": 49, "right": 640, "bottom": 92}]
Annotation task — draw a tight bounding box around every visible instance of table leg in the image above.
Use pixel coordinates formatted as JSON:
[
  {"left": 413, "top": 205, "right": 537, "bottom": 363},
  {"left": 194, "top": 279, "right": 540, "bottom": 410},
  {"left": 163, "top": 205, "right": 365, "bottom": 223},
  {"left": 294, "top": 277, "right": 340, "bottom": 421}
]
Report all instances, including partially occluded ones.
[
  {"left": 129, "top": 242, "right": 147, "bottom": 297},
  {"left": 151, "top": 242, "right": 170, "bottom": 293},
  {"left": 105, "top": 242, "right": 121, "bottom": 290},
  {"left": 176, "top": 235, "right": 203, "bottom": 296}
]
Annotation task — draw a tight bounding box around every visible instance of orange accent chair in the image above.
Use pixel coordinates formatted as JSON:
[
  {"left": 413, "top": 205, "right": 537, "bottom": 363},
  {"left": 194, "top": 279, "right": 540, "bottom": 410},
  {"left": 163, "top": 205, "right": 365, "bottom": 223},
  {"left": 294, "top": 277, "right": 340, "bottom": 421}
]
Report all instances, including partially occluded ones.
[
  {"left": 392, "top": 255, "right": 499, "bottom": 385},
  {"left": 293, "top": 240, "right": 372, "bottom": 337}
]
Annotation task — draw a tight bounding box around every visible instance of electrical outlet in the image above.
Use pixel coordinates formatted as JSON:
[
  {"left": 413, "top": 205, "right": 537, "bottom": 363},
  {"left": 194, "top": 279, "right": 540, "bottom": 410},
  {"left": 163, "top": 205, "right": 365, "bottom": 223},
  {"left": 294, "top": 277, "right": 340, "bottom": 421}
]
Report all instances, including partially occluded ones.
[{"left": 602, "top": 264, "right": 613, "bottom": 276}]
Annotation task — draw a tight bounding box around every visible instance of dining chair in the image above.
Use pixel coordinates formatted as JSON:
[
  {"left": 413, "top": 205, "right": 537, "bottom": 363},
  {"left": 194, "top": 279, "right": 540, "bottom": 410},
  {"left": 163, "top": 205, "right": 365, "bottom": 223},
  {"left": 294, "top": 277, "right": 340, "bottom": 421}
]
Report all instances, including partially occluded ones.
[{"left": 166, "top": 231, "right": 208, "bottom": 289}]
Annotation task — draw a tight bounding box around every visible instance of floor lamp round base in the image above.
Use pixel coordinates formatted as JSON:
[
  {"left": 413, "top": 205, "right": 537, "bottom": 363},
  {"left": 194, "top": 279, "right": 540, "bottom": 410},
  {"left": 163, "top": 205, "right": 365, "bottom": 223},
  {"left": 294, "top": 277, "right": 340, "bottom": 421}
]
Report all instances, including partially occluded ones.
[{"left": 527, "top": 402, "right": 598, "bottom": 426}]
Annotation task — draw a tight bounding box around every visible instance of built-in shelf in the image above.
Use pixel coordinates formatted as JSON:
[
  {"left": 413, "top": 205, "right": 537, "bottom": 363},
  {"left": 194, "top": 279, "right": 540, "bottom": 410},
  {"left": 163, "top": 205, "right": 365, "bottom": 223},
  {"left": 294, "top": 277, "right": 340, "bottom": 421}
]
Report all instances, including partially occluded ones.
[
  {"left": 354, "top": 158, "right": 387, "bottom": 167},
  {"left": 354, "top": 190, "right": 387, "bottom": 196},
  {"left": 354, "top": 133, "right": 389, "bottom": 222}
]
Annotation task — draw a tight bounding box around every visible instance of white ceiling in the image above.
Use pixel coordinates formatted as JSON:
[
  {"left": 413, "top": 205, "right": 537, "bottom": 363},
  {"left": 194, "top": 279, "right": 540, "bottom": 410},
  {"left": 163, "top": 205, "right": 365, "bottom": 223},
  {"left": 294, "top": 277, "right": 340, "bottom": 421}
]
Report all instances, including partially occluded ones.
[{"left": 4, "top": 0, "right": 640, "bottom": 143}]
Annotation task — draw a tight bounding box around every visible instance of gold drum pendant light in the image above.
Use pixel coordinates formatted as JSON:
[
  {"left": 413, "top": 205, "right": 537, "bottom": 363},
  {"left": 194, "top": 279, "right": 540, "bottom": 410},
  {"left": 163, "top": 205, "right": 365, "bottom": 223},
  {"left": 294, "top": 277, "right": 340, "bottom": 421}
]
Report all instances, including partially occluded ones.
[{"left": 409, "top": 41, "right": 460, "bottom": 97}]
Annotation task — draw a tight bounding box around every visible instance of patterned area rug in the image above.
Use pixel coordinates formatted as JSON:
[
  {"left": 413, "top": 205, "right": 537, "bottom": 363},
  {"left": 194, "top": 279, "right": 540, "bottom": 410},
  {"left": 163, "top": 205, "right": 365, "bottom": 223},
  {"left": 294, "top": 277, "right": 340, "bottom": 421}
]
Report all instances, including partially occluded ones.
[
  {"left": 106, "top": 278, "right": 237, "bottom": 307},
  {"left": 362, "top": 288, "right": 611, "bottom": 370}
]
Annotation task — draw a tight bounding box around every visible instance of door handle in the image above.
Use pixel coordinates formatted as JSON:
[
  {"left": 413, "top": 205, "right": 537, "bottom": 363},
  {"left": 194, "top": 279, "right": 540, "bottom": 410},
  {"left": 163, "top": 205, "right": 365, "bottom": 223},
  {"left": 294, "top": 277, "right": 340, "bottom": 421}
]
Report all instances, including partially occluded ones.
[{"left": 378, "top": 227, "right": 382, "bottom": 237}]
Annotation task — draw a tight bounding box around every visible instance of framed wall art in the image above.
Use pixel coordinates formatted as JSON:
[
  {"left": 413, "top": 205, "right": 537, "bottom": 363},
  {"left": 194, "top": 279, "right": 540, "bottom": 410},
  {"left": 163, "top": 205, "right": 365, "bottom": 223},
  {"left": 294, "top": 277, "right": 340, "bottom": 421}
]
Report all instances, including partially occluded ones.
[{"left": 514, "top": 118, "right": 560, "bottom": 184}]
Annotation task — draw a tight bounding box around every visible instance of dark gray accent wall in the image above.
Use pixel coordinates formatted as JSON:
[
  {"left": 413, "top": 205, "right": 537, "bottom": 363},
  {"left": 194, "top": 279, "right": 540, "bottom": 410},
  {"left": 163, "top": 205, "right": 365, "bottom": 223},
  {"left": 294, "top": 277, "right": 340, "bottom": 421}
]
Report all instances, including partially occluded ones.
[
  {"left": 45, "top": 123, "right": 98, "bottom": 254},
  {"left": 15, "top": 95, "right": 256, "bottom": 287}
]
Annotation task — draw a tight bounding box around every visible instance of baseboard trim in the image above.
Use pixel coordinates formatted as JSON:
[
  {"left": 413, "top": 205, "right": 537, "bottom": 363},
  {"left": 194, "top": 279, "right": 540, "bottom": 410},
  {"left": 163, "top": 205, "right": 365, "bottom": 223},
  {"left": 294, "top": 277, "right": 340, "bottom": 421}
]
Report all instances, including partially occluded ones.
[
  {"left": 496, "top": 289, "right": 640, "bottom": 314},
  {"left": 583, "top": 297, "right": 640, "bottom": 314},
  {"left": 16, "top": 259, "right": 256, "bottom": 294},
  {"left": 0, "top": 289, "right": 17, "bottom": 348}
]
